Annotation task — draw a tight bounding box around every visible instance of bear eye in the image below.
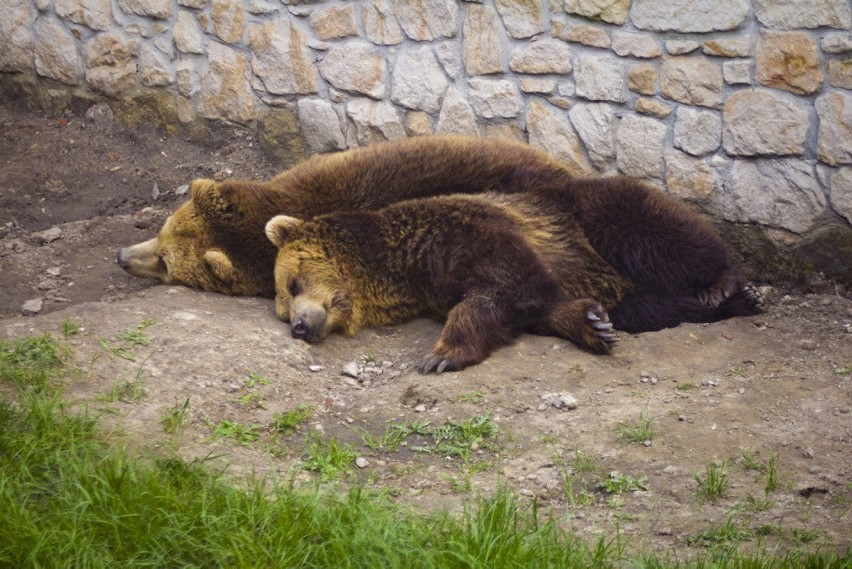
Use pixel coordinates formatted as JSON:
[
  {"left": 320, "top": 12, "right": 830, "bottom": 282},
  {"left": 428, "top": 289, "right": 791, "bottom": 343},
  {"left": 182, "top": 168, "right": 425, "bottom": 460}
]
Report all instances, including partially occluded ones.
[
  {"left": 157, "top": 255, "right": 168, "bottom": 274},
  {"left": 288, "top": 279, "right": 302, "bottom": 296}
]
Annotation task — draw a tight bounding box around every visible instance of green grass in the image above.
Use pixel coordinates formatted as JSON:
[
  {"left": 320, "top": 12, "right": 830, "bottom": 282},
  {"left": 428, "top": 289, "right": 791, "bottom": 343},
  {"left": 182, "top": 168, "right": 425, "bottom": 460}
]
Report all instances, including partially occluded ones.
[
  {"left": 694, "top": 461, "right": 730, "bottom": 502},
  {"left": 300, "top": 434, "right": 358, "bottom": 482},
  {"left": 1, "top": 332, "right": 850, "bottom": 567},
  {"left": 212, "top": 419, "right": 262, "bottom": 446},
  {"left": 412, "top": 414, "right": 499, "bottom": 462},
  {"left": 359, "top": 420, "right": 429, "bottom": 453},
  {"left": 617, "top": 410, "right": 657, "bottom": 444},
  {"left": 596, "top": 472, "right": 648, "bottom": 494},
  {"left": 161, "top": 397, "right": 190, "bottom": 435},
  {"left": 272, "top": 404, "right": 313, "bottom": 436}
]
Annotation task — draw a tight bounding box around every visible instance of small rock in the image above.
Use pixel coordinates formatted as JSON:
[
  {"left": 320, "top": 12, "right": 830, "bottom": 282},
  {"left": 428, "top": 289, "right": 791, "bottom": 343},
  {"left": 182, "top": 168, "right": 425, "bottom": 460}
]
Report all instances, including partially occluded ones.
[
  {"left": 39, "top": 227, "right": 62, "bottom": 243},
  {"left": 308, "top": 364, "right": 324, "bottom": 372},
  {"left": 414, "top": 404, "right": 427, "bottom": 413},
  {"left": 542, "top": 392, "right": 579, "bottom": 410},
  {"left": 678, "top": 415, "right": 687, "bottom": 422},
  {"left": 355, "top": 457, "right": 369, "bottom": 469},
  {"left": 738, "top": 388, "right": 745, "bottom": 394},
  {"left": 37, "top": 279, "right": 58, "bottom": 291},
  {"left": 800, "top": 340, "right": 817, "bottom": 351},
  {"left": 22, "top": 298, "right": 44, "bottom": 316},
  {"left": 46, "top": 267, "right": 61, "bottom": 277},
  {"left": 342, "top": 361, "right": 360, "bottom": 378},
  {"left": 151, "top": 183, "right": 160, "bottom": 200},
  {"left": 224, "top": 382, "right": 242, "bottom": 393},
  {"left": 175, "top": 184, "right": 190, "bottom": 196},
  {"left": 803, "top": 448, "right": 814, "bottom": 459}
]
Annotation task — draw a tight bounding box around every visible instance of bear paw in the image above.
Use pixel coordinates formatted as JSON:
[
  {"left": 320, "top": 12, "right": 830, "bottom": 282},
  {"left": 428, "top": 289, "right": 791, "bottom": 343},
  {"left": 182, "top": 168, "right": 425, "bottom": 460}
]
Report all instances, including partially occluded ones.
[
  {"left": 740, "top": 284, "right": 766, "bottom": 313},
  {"left": 585, "top": 307, "right": 619, "bottom": 353},
  {"left": 419, "top": 341, "right": 483, "bottom": 374},
  {"left": 698, "top": 271, "right": 740, "bottom": 308}
]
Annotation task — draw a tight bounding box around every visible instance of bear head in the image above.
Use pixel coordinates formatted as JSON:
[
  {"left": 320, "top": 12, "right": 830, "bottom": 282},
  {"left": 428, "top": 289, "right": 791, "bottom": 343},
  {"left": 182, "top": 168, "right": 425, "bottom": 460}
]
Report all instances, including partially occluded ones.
[
  {"left": 116, "top": 179, "right": 277, "bottom": 297},
  {"left": 265, "top": 214, "right": 358, "bottom": 343}
]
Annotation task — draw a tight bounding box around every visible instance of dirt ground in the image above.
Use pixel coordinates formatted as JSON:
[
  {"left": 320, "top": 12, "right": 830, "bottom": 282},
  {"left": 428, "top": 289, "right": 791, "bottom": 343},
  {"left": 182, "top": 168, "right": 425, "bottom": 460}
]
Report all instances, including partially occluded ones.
[{"left": 1, "top": 101, "right": 850, "bottom": 558}]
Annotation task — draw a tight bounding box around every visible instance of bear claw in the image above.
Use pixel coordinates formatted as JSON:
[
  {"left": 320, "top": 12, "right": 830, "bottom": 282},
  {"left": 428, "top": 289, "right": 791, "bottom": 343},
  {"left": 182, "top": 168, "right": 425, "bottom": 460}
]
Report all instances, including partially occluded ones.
[{"left": 419, "top": 354, "right": 454, "bottom": 374}]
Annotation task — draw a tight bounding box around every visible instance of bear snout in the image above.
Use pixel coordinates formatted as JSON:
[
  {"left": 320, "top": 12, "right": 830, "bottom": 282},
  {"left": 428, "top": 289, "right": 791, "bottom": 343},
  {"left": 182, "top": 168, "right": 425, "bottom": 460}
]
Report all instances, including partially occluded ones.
[
  {"left": 291, "top": 317, "right": 311, "bottom": 340},
  {"left": 116, "top": 248, "right": 129, "bottom": 269},
  {"left": 289, "top": 301, "right": 328, "bottom": 343}
]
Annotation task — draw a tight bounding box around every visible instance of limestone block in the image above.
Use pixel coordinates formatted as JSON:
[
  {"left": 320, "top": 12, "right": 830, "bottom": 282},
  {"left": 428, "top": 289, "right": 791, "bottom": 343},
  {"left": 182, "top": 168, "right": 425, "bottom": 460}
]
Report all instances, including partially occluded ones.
[
  {"left": 33, "top": 17, "right": 79, "bottom": 84},
  {"left": 665, "top": 40, "right": 699, "bottom": 55},
  {"left": 722, "top": 159, "right": 826, "bottom": 233},
  {"left": 463, "top": 4, "right": 503, "bottom": 76},
  {"left": 319, "top": 42, "right": 386, "bottom": 99},
  {"left": 631, "top": 0, "right": 749, "bottom": 32},
  {"left": 665, "top": 149, "right": 722, "bottom": 208},
  {"left": 436, "top": 87, "right": 479, "bottom": 136},
  {"left": 823, "top": 33, "right": 852, "bottom": 54},
  {"left": 56, "top": 0, "right": 111, "bottom": 31},
  {"left": 634, "top": 98, "right": 672, "bottom": 118},
  {"left": 211, "top": 0, "right": 246, "bottom": 44},
  {"left": 673, "top": 107, "right": 721, "bottom": 156},
  {"left": 722, "top": 61, "right": 751, "bottom": 85},
  {"left": 568, "top": 102, "right": 616, "bottom": 171},
  {"left": 247, "top": 0, "right": 278, "bottom": 15},
  {"left": 575, "top": 54, "right": 626, "bottom": 103},
  {"left": 627, "top": 63, "right": 656, "bottom": 95},
  {"left": 564, "top": 0, "right": 630, "bottom": 25},
  {"left": 434, "top": 42, "right": 463, "bottom": 79},
  {"left": 509, "top": 39, "right": 572, "bottom": 75},
  {"left": 753, "top": 0, "right": 851, "bottom": 30},
  {"left": 494, "top": 0, "right": 542, "bottom": 39},
  {"left": 311, "top": 5, "right": 357, "bottom": 40},
  {"left": 565, "top": 24, "right": 610, "bottom": 49},
  {"left": 468, "top": 78, "right": 519, "bottom": 119},
  {"left": 616, "top": 113, "right": 666, "bottom": 179},
  {"left": 85, "top": 32, "right": 136, "bottom": 97},
  {"left": 827, "top": 59, "right": 852, "bottom": 89},
  {"left": 174, "top": 11, "right": 204, "bottom": 54},
  {"left": 393, "top": 0, "right": 458, "bottom": 41},
  {"left": 723, "top": 89, "right": 809, "bottom": 157},
  {"left": 249, "top": 20, "right": 317, "bottom": 95},
  {"left": 612, "top": 32, "right": 661, "bottom": 58},
  {"left": 520, "top": 78, "right": 557, "bottom": 94},
  {"left": 0, "top": 0, "right": 32, "bottom": 72},
  {"left": 363, "top": 0, "right": 403, "bottom": 45},
  {"left": 391, "top": 47, "right": 448, "bottom": 113},
  {"left": 485, "top": 124, "right": 525, "bottom": 141},
  {"left": 756, "top": 31, "right": 823, "bottom": 96},
  {"left": 702, "top": 37, "right": 749, "bottom": 58},
  {"left": 346, "top": 98, "right": 406, "bottom": 146},
  {"left": 527, "top": 100, "right": 595, "bottom": 175},
  {"left": 139, "top": 45, "right": 173, "bottom": 87},
  {"left": 200, "top": 41, "right": 255, "bottom": 123},
  {"left": 816, "top": 92, "right": 852, "bottom": 166},
  {"left": 407, "top": 111, "right": 432, "bottom": 136},
  {"left": 176, "top": 59, "right": 195, "bottom": 96},
  {"left": 830, "top": 168, "right": 852, "bottom": 223},
  {"left": 660, "top": 57, "right": 722, "bottom": 108},
  {"left": 297, "top": 98, "right": 345, "bottom": 153},
  {"left": 117, "top": 0, "right": 171, "bottom": 19},
  {"left": 178, "top": 0, "right": 206, "bottom": 7}
]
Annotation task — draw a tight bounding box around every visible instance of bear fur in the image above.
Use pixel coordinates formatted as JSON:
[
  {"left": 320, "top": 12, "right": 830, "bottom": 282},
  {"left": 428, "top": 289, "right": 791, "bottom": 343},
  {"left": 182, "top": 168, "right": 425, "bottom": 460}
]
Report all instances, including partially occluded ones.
[
  {"left": 116, "top": 135, "right": 577, "bottom": 297},
  {"left": 265, "top": 177, "right": 762, "bottom": 373}
]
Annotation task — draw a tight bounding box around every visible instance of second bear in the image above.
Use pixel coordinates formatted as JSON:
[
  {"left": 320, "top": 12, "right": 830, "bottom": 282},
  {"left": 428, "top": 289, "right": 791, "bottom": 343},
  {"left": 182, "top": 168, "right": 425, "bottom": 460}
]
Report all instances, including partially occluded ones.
[{"left": 265, "top": 177, "right": 762, "bottom": 373}]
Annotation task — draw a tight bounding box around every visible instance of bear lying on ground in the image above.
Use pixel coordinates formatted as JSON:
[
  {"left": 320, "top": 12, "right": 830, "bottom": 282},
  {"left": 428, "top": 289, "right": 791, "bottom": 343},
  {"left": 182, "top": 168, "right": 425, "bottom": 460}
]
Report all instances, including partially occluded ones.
[
  {"left": 116, "top": 136, "right": 576, "bottom": 297},
  {"left": 265, "top": 177, "right": 762, "bottom": 373}
]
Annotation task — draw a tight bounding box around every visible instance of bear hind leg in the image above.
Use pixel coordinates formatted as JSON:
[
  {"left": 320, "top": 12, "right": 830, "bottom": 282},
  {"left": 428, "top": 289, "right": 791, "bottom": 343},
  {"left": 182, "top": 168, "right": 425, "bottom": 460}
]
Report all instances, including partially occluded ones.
[{"left": 540, "top": 298, "right": 618, "bottom": 354}]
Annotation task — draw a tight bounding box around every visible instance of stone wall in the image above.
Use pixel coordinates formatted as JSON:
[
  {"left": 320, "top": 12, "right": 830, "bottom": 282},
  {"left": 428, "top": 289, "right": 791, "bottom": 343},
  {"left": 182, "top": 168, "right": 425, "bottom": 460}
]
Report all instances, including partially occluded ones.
[{"left": 1, "top": 0, "right": 851, "bottom": 282}]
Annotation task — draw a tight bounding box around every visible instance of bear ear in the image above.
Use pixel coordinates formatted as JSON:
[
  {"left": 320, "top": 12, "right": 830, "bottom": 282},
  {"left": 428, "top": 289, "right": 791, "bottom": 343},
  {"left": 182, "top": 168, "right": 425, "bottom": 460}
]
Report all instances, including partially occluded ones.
[
  {"left": 203, "top": 249, "right": 237, "bottom": 284},
  {"left": 265, "top": 215, "right": 304, "bottom": 247},
  {"left": 190, "top": 178, "right": 235, "bottom": 221}
]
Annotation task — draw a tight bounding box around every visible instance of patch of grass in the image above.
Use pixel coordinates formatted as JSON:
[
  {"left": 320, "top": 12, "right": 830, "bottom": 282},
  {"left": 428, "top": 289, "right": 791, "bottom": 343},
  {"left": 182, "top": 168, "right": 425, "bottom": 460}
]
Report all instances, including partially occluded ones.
[
  {"left": 212, "top": 420, "right": 262, "bottom": 446},
  {"left": 629, "top": 389, "right": 648, "bottom": 398},
  {"left": 453, "top": 390, "right": 485, "bottom": 404},
  {"left": 238, "top": 391, "right": 267, "bottom": 409},
  {"left": 412, "top": 414, "right": 499, "bottom": 462},
  {"left": 694, "top": 461, "right": 729, "bottom": 502},
  {"left": 97, "top": 379, "right": 147, "bottom": 403},
  {"left": 98, "top": 319, "right": 156, "bottom": 361},
  {"left": 359, "top": 350, "right": 377, "bottom": 364},
  {"left": 616, "top": 410, "right": 657, "bottom": 444},
  {"left": 61, "top": 318, "right": 81, "bottom": 336},
  {"left": 739, "top": 448, "right": 766, "bottom": 473},
  {"left": 300, "top": 435, "right": 357, "bottom": 482},
  {"left": 764, "top": 451, "right": 780, "bottom": 494},
  {"left": 572, "top": 449, "right": 599, "bottom": 474},
  {"left": 687, "top": 515, "right": 754, "bottom": 549},
  {"left": 790, "top": 528, "right": 821, "bottom": 544},
  {"left": 743, "top": 493, "right": 774, "bottom": 512},
  {"left": 272, "top": 404, "right": 312, "bottom": 436},
  {"left": 359, "top": 420, "right": 429, "bottom": 453},
  {"left": 834, "top": 365, "right": 851, "bottom": 375},
  {"left": 562, "top": 472, "right": 596, "bottom": 507},
  {"left": 98, "top": 336, "right": 136, "bottom": 361},
  {"left": 596, "top": 472, "right": 648, "bottom": 494},
  {"left": 243, "top": 372, "right": 269, "bottom": 388},
  {"left": 726, "top": 366, "right": 746, "bottom": 377},
  {"left": 116, "top": 318, "right": 155, "bottom": 347},
  {"left": 0, "top": 333, "right": 69, "bottom": 393},
  {"left": 675, "top": 382, "right": 696, "bottom": 391},
  {"left": 161, "top": 398, "right": 190, "bottom": 435},
  {"left": 540, "top": 433, "right": 558, "bottom": 444}
]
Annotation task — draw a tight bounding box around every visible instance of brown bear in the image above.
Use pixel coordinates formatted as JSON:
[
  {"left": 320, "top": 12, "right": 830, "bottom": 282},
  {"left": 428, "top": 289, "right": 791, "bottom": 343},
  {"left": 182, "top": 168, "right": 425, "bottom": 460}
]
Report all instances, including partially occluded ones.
[
  {"left": 265, "top": 177, "right": 762, "bottom": 373},
  {"left": 116, "top": 135, "right": 577, "bottom": 297}
]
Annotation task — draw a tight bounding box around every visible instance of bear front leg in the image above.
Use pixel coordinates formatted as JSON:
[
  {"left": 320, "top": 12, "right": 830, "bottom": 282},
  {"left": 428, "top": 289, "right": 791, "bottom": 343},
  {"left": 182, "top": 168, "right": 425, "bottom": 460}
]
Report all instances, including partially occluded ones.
[
  {"left": 543, "top": 298, "right": 618, "bottom": 354},
  {"left": 419, "top": 296, "right": 514, "bottom": 374}
]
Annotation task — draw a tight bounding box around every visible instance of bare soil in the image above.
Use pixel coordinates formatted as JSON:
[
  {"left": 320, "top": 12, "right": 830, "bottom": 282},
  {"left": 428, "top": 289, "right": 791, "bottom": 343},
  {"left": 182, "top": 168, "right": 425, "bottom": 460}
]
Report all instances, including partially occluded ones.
[{"left": 1, "top": 101, "right": 850, "bottom": 558}]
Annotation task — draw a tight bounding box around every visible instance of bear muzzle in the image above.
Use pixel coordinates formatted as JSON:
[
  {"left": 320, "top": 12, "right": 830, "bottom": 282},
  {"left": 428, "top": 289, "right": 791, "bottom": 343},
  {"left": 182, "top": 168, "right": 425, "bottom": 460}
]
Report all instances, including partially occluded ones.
[{"left": 290, "top": 299, "right": 329, "bottom": 343}]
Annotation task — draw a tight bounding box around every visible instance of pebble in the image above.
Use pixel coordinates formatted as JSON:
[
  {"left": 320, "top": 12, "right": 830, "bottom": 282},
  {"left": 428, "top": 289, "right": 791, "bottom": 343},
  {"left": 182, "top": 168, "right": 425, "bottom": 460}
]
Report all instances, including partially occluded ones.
[
  {"left": 308, "top": 364, "right": 323, "bottom": 372},
  {"left": 39, "top": 227, "right": 62, "bottom": 243},
  {"left": 414, "top": 404, "right": 427, "bottom": 413},
  {"left": 37, "top": 279, "right": 58, "bottom": 291},
  {"left": 46, "top": 267, "right": 61, "bottom": 277},
  {"left": 175, "top": 184, "right": 190, "bottom": 196},
  {"left": 803, "top": 448, "right": 814, "bottom": 459},
  {"left": 22, "top": 298, "right": 44, "bottom": 316},
  {"left": 224, "top": 382, "right": 242, "bottom": 393},
  {"left": 541, "top": 392, "right": 578, "bottom": 410},
  {"left": 355, "top": 457, "right": 369, "bottom": 469},
  {"left": 342, "top": 361, "right": 360, "bottom": 378}
]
